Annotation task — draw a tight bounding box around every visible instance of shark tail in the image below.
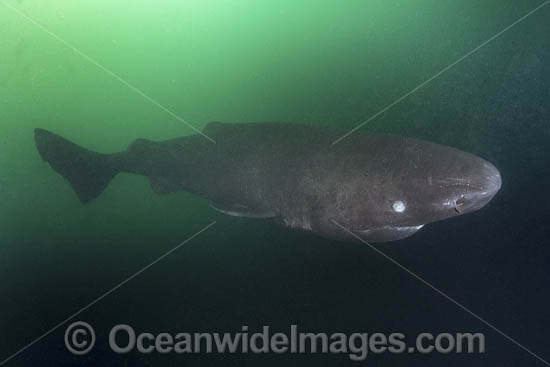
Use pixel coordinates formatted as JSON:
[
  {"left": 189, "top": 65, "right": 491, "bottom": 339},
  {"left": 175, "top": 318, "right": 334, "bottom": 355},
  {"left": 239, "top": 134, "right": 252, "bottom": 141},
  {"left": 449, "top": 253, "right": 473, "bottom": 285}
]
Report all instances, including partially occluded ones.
[{"left": 34, "top": 128, "right": 120, "bottom": 203}]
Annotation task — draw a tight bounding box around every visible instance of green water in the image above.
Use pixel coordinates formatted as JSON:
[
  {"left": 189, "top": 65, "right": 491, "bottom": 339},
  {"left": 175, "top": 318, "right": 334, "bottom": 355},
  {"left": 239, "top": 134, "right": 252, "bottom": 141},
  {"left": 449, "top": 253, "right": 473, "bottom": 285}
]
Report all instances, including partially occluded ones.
[{"left": 1, "top": 1, "right": 549, "bottom": 366}]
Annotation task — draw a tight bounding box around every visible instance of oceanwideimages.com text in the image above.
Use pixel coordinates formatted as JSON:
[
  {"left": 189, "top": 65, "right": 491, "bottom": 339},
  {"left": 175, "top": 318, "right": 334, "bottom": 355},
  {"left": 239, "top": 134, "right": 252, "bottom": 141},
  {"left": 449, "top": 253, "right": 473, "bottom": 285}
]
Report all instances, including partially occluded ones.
[{"left": 65, "top": 322, "right": 485, "bottom": 361}]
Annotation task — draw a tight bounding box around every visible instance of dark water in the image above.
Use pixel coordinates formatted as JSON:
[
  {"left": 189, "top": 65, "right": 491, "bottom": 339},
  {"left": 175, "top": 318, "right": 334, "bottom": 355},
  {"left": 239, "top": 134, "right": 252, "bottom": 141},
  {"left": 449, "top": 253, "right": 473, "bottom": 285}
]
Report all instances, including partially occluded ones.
[{"left": 1, "top": 1, "right": 549, "bottom": 366}]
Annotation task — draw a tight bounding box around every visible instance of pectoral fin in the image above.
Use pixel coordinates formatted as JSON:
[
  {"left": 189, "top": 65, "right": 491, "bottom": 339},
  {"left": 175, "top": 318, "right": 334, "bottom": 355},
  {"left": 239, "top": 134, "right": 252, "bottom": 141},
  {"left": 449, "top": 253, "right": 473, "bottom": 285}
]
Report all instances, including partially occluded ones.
[{"left": 210, "top": 202, "right": 277, "bottom": 219}]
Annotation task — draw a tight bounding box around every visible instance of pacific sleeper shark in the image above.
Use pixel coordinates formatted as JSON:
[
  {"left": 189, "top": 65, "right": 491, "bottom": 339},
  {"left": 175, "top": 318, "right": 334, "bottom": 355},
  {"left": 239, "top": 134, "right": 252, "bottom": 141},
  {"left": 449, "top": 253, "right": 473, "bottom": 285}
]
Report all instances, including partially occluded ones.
[{"left": 34, "top": 122, "right": 501, "bottom": 243}]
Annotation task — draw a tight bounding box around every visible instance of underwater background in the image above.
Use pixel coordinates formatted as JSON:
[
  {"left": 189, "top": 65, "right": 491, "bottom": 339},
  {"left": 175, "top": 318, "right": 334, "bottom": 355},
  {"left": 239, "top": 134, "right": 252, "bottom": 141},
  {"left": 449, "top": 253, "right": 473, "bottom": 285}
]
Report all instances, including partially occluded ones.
[{"left": 1, "top": 0, "right": 549, "bottom": 365}]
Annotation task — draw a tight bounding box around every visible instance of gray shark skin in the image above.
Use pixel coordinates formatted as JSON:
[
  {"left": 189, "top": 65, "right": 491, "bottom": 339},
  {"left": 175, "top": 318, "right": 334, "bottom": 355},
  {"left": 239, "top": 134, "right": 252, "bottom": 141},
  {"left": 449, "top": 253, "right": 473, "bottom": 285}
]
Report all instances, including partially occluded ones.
[{"left": 34, "top": 122, "right": 501, "bottom": 243}]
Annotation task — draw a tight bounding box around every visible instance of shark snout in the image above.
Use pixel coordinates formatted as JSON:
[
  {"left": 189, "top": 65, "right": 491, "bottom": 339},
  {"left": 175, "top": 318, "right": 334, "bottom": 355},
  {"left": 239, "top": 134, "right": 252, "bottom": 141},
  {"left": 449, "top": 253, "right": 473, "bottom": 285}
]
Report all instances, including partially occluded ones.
[
  {"left": 485, "top": 162, "right": 502, "bottom": 195},
  {"left": 477, "top": 162, "right": 502, "bottom": 198},
  {"left": 454, "top": 161, "right": 501, "bottom": 213}
]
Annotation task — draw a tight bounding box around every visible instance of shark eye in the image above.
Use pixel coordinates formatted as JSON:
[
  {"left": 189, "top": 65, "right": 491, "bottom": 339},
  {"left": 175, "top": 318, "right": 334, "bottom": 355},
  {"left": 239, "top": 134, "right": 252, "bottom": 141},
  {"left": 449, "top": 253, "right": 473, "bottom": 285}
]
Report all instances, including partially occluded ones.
[{"left": 392, "top": 200, "right": 406, "bottom": 213}]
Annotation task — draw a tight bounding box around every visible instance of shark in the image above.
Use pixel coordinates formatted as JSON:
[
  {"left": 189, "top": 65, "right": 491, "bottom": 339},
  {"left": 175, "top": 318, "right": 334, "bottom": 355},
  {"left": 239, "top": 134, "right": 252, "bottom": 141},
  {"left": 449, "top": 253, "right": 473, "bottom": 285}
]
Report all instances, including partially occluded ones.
[{"left": 34, "top": 122, "right": 501, "bottom": 242}]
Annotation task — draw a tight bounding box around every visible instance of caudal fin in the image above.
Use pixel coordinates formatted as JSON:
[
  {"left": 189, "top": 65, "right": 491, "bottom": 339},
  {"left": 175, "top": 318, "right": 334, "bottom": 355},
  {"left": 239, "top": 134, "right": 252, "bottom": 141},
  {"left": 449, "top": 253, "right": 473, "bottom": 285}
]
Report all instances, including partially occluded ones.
[{"left": 34, "top": 128, "right": 119, "bottom": 203}]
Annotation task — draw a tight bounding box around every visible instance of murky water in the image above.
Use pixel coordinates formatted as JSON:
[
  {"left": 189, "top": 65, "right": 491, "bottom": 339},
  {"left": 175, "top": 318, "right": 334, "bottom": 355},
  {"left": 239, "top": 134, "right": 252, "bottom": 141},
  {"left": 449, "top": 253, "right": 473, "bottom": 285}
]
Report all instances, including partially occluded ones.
[{"left": 1, "top": 1, "right": 549, "bottom": 366}]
